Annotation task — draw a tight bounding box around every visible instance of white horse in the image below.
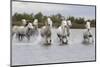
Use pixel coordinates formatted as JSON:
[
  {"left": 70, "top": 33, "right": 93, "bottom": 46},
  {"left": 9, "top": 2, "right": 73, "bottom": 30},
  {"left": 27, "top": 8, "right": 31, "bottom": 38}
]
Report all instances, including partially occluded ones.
[
  {"left": 83, "top": 21, "right": 94, "bottom": 43},
  {"left": 12, "top": 19, "right": 34, "bottom": 41},
  {"left": 12, "top": 19, "right": 27, "bottom": 37},
  {"left": 40, "top": 18, "right": 52, "bottom": 45},
  {"left": 57, "top": 20, "right": 72, "bottom": 44},
  {"left": 32, "top": 19, "right": 39, "bottom": 36}
]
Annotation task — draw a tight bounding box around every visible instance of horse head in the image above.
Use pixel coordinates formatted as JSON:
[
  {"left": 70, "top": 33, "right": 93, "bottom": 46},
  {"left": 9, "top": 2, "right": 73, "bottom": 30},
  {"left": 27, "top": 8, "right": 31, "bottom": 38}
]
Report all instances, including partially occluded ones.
[
  {"left": 27, "top": 22, "right": 34, "bottom": 29},
  {"left": 61, "top": 20, "right": 68, "bottom": 28},
  {"left": 22, "top": 19, "right": 27, "bottom": 26},
  {"left": 47, "top": 18, "right": 52, "bottom": 28},
  {"left": 33, "top": 19, "right": 38, "bottom": 30},
  {"left": 67, "top": 20, "right": 72, "bottom": 27},
  {"left": 33, "top": 19, "right": 38, "bottom": 26}
]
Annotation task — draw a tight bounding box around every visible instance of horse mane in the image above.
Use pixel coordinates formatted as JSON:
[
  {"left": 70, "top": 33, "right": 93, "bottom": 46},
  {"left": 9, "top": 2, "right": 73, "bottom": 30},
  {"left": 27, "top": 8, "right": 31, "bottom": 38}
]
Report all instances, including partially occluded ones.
[
  {"left": 24, "top": 23, "right": 28, "bottom": 27},
  {"left": 24, "top": 20, "right": 31, "bottom": 27}
]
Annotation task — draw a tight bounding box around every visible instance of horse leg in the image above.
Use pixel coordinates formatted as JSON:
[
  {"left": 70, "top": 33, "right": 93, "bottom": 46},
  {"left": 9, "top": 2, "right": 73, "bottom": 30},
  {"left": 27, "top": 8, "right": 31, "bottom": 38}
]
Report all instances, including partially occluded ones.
[
  {"left": 45, "top": 37, "right": 48, "bottom": 44},
  {"left": 48, "top": 36, "right": 51, "bottom": 44},
  {"left": 19, "top": 34, "right": 23, "bottom": 41},
  {"left": 88, "top": 37, "right": 90, "bottom": 43},
  {"left": 18, "top": 34, "right": 21, "bottom": 41},
  {"left": 89, "top": 35, "right": 94, "bottom": 43},
  {"left": 27, "top": 36, "right": 30, "bottom": 40},
  {"left": 62, "top": 36, "right": 68, "bottom": 44},
  {"left": 26, "top": 34, "right": 30, "bottom": 41},
  {"left": 58, "top": 35, "right": 63, "bottom": 45},
  {"left": 57, "top": 34, "right": 62, "bottom": 42},
  {"left": 92, "top": 37, "right": 94, "bottom": 43},
  {"left": 66, "top": 37, "right": 68, "bottom": 44},
  {"left": 21, "top": 34, "right": 24, "bottom": 41},
  {"left": 12, "top": 32, "right": 15, "bottom": 38},
  {"left": 89, "top": 36, "right": 94, "bottom": 43},
  {"left": 50, "top": 37, "right": 51, "bottom": 43},
  {"left": 67, "top": 28, "right": 70, "bottom": 37}
]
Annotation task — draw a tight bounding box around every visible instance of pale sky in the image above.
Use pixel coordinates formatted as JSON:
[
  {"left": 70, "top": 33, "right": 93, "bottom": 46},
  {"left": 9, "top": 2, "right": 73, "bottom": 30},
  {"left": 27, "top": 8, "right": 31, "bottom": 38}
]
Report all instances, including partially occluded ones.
[{"left": 12, "top": 1, "right": 95, "bottom": 20}]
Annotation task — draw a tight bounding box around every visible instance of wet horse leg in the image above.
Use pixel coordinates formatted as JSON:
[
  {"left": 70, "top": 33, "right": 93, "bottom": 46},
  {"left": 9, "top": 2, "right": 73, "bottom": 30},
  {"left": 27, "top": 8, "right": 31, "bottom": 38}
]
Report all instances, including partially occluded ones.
[
  {"left": 26, "top": 34, "right": 30, "bottom": 41},
  {"left": 18, "top": 33, "right": 21, "bottom": 41},
  {"left": 46, "top": 37, "right": 51, "bottom": 45},
  {"left": 19, "top": 34, "right": 24, "bottom": 41},
  {"left": 57, "top": 34, "right": 62, "bottom": 42},
  {"left": 48, "top": 36, "right": 51, "bottom": 44}
]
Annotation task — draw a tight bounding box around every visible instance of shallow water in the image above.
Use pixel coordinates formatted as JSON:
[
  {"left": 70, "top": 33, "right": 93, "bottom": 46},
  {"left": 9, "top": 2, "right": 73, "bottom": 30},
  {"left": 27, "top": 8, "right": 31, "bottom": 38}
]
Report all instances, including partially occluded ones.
[{"left": 12, "top": 28, "right": 96, "bottom": 65}]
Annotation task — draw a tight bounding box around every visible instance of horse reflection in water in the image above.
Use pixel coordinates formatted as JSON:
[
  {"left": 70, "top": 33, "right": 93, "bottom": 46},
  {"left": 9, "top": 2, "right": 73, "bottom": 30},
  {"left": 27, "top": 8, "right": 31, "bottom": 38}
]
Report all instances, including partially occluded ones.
[
  {"left": 40, "top": 18, "right": 52, "bottom": 45},
  {"left": 12, "top": 19, "right": 34, "bottom": 41},
  {"left": 57, "top": 19, "right": 72, "bottom": 44}
]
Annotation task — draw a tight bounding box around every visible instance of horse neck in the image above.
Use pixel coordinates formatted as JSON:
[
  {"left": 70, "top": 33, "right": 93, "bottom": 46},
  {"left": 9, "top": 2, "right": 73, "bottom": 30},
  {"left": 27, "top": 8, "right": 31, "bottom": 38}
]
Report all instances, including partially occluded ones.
[
  {"left": 62, "top": 26, "right": 68, "bottom": 34},
  {"left": 24, "top": 25, "right": 29, "bottom": 30}
]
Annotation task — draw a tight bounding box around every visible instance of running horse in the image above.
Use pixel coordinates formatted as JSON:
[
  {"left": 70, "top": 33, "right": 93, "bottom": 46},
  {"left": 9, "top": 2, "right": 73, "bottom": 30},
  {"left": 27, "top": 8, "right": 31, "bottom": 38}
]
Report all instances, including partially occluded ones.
[
  {"left": 83, "top": 21, "right": 94, "bottom": 43},
  {"left": 12, "top": 19, "right": 34, "bottom": 41},
  {"left": 40, "top": 18, "right": 52, "bottom": 45},
  {"left": 57, "top": 19, "right": 72, "bottom": 44},
  {"left": 32, "top": 19, "right": 39, "bottom": 36}
]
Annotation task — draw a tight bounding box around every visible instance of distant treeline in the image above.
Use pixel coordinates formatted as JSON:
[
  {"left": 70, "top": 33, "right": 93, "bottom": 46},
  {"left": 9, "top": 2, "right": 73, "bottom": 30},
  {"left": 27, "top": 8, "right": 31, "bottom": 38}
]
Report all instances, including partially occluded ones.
[{"left": 12, "top": 12, "right": 96, "bottom": 29}]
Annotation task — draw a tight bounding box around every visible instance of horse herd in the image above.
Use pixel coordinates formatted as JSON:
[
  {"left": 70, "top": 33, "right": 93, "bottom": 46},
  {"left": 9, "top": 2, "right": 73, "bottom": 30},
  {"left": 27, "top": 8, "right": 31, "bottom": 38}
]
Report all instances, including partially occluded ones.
[{"left": 12, "top": 18, "right": 94, "bottom": 45}]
